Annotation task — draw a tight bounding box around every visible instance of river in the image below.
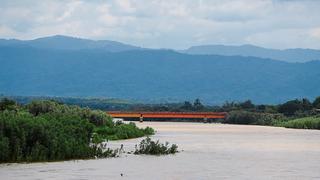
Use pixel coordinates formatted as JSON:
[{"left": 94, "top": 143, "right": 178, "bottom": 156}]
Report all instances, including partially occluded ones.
[{"left": 1, "top": 122, "right": 320, "bottom": 179}]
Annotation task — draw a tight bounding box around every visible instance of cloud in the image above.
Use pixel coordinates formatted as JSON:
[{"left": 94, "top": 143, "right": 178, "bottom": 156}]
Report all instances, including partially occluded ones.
[
  {"left": 0, "top": 0, "right": 319, "bottom": 49},
  {"left": 310, "top": 27, "right": 320, "bottom": 39}
]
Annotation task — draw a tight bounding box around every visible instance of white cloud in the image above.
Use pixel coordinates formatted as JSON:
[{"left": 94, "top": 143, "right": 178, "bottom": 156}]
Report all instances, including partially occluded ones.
[
  {"left": 245, "top": 28, "right": 315, "bottom": 49},
  {"left": 115, "top": 0, "right": 136, "bottom": 14},
  {"left": 310, "top": 27, "right": 320, "bottom": 39},
  {"left": 0, "top": 0, "right": 319, "bottom": 49},
  {"left": 0, "top": 25, "right": 17, "bottom": 37}
]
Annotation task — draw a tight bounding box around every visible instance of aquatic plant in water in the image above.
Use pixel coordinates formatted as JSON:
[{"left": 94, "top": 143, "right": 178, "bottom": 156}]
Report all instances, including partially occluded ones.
[{"left": 134, "top": 137, "right": 178, "bottom": 155}]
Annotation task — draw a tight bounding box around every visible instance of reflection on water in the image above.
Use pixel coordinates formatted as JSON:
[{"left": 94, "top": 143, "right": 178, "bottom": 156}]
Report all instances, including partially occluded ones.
[{"left": 1, "top": 122, "right": 320, "bottom": 180}]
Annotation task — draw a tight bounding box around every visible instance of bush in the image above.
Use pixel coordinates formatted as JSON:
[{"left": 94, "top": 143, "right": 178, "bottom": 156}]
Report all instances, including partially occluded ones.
[
  {"left": 0, "top": 98, "right": 17, "bottom": 111},
  {"left": 134, "top": 137, "right": 178, "bottom": 155},
  {"left": 0, "top": 110, "right": 96, "bottom": 162},
  {"left": 87, "top": 110, "right": 113, "bottom": 127},
  {"left": 278, "top": 99, "right": 312, "bottom": 116},
  {"left": 313, "top": 96, "right": 320, "bottom": 109},
  {"left": 27, "top": 100, "right": 58, "bottom": 116},
  {"left": 277, "top": 117, "right": 320, "bottom": 130},
  {"left": 94, "top": 122, "right": 154, "bottom": 140},
  {"left": 0, "top": 100, "right": 154, "bottom": 163},
  {"left": 224, "top": 110, "right": 283, "bottom": 125}
]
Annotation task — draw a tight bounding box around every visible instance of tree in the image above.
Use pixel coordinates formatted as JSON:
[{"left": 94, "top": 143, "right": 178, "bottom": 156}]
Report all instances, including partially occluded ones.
[
  {"left": 278, "top": 99, "right": 303, "bottom": 116},
  {"left": 256, "top": 105, "right": 266, "bottom": 112},
  {"left": 313, "top": 96, "right": 320, "bottom": 109},
  {"left": 301, "top": 98, "right": 312, "bottom": 111},
  {"left": 0, "top": 98, "right": 16, "bottom": 111},
  {"left": 181, "top": 101, "right": 193, "bottom": 111},
  {"left": 193, "top": 98, "right": 204, "bottom": 111},
  {"left": 239, "top": 100, "right": 255, "bottom": 109},
  {"left": 27, "top": 100, "right": 57, "bottom": 116},
  {"left": 221, "top": 101, "right": 238, "bottom": 112}
]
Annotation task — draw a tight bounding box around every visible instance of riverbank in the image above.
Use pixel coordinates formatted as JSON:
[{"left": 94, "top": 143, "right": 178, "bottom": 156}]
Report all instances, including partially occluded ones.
[{"left": 1, "top": 122, "right": 320, "bottom": 179}]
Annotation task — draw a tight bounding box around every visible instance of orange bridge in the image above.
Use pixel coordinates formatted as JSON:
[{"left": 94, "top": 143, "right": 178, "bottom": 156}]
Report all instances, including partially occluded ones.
[{"left": 107, "top": 111, "right": 227, "bottom": 122}]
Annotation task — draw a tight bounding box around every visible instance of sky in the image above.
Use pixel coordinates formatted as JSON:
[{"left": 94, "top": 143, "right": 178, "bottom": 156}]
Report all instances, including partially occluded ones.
[{"left": 0, "top": 0, "right": 320, "bottom": 49}]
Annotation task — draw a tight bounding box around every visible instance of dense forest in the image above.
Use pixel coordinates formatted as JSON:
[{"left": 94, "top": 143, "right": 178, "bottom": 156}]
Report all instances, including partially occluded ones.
[{"left": 0, "top": 99, "right": 154, "bottom": 163}]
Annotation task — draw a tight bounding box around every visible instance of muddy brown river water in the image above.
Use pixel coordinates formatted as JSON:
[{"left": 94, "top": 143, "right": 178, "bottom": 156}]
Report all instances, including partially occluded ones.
[{"left": 1, "top": 122, "right": 320, "bottom": 179}]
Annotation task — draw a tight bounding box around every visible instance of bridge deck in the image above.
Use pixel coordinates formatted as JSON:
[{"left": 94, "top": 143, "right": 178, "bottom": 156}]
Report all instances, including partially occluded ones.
[{"left": 107, "top": 111, "right": 227, "bottom": 119}]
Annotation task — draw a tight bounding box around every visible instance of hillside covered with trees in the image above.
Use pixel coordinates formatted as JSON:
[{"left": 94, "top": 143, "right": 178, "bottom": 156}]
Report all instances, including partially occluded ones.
[{"left": 1, "top": 37, "right": 320, "bottom": 104}]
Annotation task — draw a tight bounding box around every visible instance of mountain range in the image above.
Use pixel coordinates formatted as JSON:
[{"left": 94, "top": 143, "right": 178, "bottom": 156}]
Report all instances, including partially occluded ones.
[
  {"left": 1, "top": 35, "right": 320, "bottom": 104},
  {"left": 182, "top": 44, "right": 320, "bottom": 63},
  {"left": 0, "top": 35, "right": 141, "bottom": 52}
]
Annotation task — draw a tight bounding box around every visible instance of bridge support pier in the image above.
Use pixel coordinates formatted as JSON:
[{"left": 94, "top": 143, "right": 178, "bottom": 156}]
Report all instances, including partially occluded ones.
[
  {"left": 139, "top": 116, "right": 143, "bottom": 123},
  {"left": 203, "top": 117, "right": 208, "bottom": 123}
]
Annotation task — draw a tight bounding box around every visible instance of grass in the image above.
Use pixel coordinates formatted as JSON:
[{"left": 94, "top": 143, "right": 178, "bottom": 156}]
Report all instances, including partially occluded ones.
[{"left": 276, "top": 116, "right": 320, "bottom": 130}]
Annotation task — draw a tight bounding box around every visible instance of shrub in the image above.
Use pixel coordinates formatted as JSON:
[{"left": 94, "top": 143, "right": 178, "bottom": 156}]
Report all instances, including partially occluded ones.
[
  {"left": 0, "top": 110, "right": 96, "bottom": 162},
  {"left": 224, "top": 110, "right": 283, "bottom": 125},
  {"left": 94, "top": 122, "right": 154, "bottom": 140},
  {"left": 87, "top": 110, "right": 113, "bottom": 127},
  {"left": 27, "top": 100, "right": 58, "bottom": 116},
  {"left": 278, "top": 99, "right": 312, "bottom": 116},
  {"left": 134, "top": 137, "right": 178, "bottom": 155},
  {"left": 313, "top": 96, "right": 320, "bottom": 109},
  {"left": 277, "top": 117, "right": 320, "bottom": 130},
  {"left": 0, "top": 100, "right": 154, "bottom": 163},
  {"left": 0, "top": 98, "right": 17, "bottom": 111}
]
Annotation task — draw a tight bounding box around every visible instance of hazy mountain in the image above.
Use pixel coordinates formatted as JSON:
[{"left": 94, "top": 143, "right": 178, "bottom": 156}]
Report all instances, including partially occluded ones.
[
  {"left": 181, "top": 44, "right": 320, "bottom": 63},
  {"left": 2, "top": 35, "right": 320, "bottom": 63},
  {"left": 0, "top": 35, "right": 141, "bottom": 52},
  {"left": 1, "top": 45, "right": 319, "bottom": 104}
]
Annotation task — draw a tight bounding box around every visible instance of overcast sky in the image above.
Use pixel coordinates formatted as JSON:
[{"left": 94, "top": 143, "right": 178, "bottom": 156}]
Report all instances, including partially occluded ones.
[{"left": 0, "top": 0, "right": 320, "bottom": 49}]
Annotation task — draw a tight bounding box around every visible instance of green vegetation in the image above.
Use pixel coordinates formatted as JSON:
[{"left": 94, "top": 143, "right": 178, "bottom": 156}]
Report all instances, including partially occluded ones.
[
  {"left": 224, "top": 110, "right": 284, "bottom": 126},
  {"left": 313, "top": 97, "right": 320, "bottom": 109},
  {"left": 134, "top": 137, "right": 178, "bottom": 155},
  {"left": 220, "top": 98, "right": 320, "bottom": 129},
  {"left": 0, "top": 99, "right": 154, "bottom": 163},
  {"left": 276, "top": 116, "right": 320, "bottom": 130},
  {"left": 3, "top": 95, "right": 320, "bottom": 133},
  {"left": 94, "top": 122, "right": 154, "bottom": 141},
  {"left": 6, "top": 96, "right": 133, "bottom": 111},
  {"left": 278, "top": 98, "right": 313, "bottom": 116}
]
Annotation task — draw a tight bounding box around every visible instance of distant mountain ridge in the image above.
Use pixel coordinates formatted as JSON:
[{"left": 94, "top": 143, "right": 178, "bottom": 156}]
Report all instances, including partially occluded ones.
[
  {"left": 0, "top": 35, "right": 320, "bottom": 62},
  {"left": 0, "top": 35, "right": 141, "bottom": 52},
  {"left": 181, "top": 44, "right": 320, "bottom": 63},
  {"left": 1, "top": 35, "right": 320, "bottom": 63},
  {"left": 1, "top": 40, "right": 320, "bottom": 104}
]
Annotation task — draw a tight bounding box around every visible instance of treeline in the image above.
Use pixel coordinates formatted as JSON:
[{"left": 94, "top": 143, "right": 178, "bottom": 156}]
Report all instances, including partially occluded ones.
[
  {"left": 220, "top": 98, "right": 320, "bottom": 128},
  {"left": 2, "top": 95, "right": 320, "bottom": 129},
  {"left": 0, "top": 99, "right": 154, "bottom": 163},
  {"left": 114, "top": 98, "right": 320, "bottom": 128},
  {"left": 113, "top": 97, "right": 320, "bottom": 129},
  {"left": 2, "top": 96, "right": 133, "bottom": 111},
  {"left": 3, "top": 96, "right": 320, "bottom": 115}
]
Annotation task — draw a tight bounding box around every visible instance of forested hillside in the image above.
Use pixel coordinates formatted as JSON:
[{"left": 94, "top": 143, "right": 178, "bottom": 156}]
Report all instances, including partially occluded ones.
[
  {"left": 0, "top": 36, "right": 320, "bottom": 104},
  {"left": 1, "top": 38, "right": 320, "bottom": 104}
]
